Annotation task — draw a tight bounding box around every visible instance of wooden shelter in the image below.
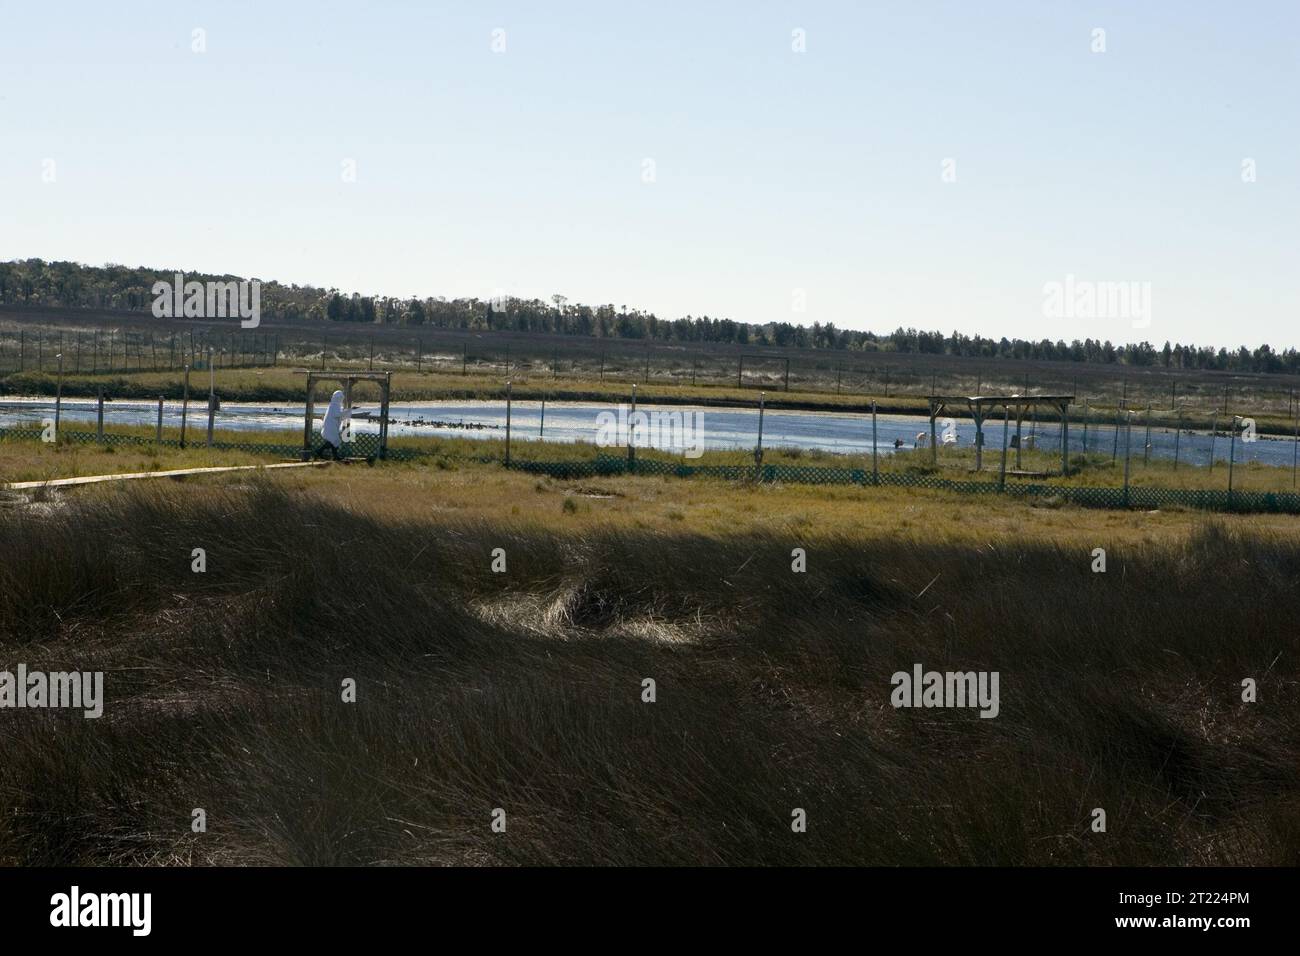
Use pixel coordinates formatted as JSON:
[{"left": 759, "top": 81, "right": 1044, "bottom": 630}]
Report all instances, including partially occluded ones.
[
  {"left": 927, "top": 394, "right": 1074, "bottom": 480},
  {"left": 297, "top": 370, "right": 393, "bottom": 461}
]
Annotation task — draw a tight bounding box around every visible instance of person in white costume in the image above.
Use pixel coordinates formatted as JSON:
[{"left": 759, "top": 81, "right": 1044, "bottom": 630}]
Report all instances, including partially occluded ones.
[{"left": 316, "top": 389, "right": 349, "bottom": 460}]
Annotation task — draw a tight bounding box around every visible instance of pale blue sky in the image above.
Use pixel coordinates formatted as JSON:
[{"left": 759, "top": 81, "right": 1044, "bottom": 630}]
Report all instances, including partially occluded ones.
[{"left": 2, "top": 1, "right": 1296, "bottom": 347}]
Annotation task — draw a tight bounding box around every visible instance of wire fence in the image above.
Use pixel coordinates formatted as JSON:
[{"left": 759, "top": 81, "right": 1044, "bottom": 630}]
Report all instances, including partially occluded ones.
[{"left": 5, "top": 421, "right": 1300, "bottom": 515}]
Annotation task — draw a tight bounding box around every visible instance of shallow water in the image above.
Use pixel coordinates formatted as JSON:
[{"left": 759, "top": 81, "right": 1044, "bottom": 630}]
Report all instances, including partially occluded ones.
[{"left": 1, "top": 397, "right": 1292, "bottom": 470}]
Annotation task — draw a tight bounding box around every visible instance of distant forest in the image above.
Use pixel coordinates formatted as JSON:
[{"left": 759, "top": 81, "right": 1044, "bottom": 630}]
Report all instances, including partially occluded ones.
[{"left": 2, "top": 258, "right": 1296, "bottom": 375}]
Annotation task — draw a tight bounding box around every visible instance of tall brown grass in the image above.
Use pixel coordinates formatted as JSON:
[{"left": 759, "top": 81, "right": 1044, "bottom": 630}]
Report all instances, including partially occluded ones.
[{"left": 0, "top": 480, "right": 1296, "bottom": 865}]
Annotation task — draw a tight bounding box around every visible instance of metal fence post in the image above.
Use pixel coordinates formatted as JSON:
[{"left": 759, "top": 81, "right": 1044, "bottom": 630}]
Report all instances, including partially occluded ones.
[
  {"left": 180, "top": 365, "right": 190, "bottom": 448},
  {"left": 504, "top": 380, "right": 512, "bottom": 467},
  {"left": 54, "top": 353, "right": 64, "bottom": 438},
  {"left": 754, "top": 391, "right": 765, "bottom": 482},
  {"left": 96, "top": 386, "right": 104, "bottom": 442},
  {"left": 1123, "top": 411, "right": 1132, "bottom": 507},
  {"left": 627, "top": 383, "right": 637, "bottom": 470},
  {"left": 1228, "top": 415, "right": 1238, "bottom": 498},
  {"left": 871, "top": 401, "right": 879, "bottom": 486},
  {"left": 206, "top": 348, "right": 216, "bottom": 447}
]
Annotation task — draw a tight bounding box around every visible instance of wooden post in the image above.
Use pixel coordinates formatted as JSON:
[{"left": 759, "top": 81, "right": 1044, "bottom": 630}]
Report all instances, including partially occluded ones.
[
  {"left": 369, "top": 337, "right": 375, "bottom": 371},
  {"left": 416, "top": 338, "right": 423, "bottom": 373},
  {"left": 871, "top": 401, "right": 879, "bottom": 485},
  {"left": 96, "top": 386, "right": 104, "bottom": 442},
  {"left": 599, "top": 350, "right": 604, "bottom": 382},
  {"left": 754, "top": 392, "right": 765, "bottom": 482},
  {"left": 302, "top": 374, "right": 315, "bottom": 459},
  {"left": 321, "top": 334, "right": 327, "bottom": 370},
  {"left": 156, "top": 396, "right": 164, "bottom": 443},
  {"left": 691, "top": 356, "right": 697, "bottom": 387},
  {"left": 180, "top": 366, "right": 190, "bottom": 447},
  {"left": 504, "top": 381, "right": 512, "bottom": 467},
  {"left": 643, "top": 348, "right": 649, "bottom": 383},
  {"left": 540, "top": 394, "right": 546, "bottom": 436},
  {"left": 929, "top": 402, "right": 938, "bottom": 466},
  {"left": 1014, "top": 408, "right": 1023, "bottom": 470},
  {"left": 379, "top": 373, "right": 391, "bottom": 459},
  {"left": 1082, "top": 398, "right": 1089, "bottom": 454},
  {"left": 974, "top": 408, "right": 984, "bottom": 471}
]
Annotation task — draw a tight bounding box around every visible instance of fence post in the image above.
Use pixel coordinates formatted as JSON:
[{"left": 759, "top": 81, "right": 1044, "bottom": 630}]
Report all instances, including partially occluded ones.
[
  {"left": 54, "top": 353, "right": 64, "bottom": 438},
  {"left": 1294, "top": 407, "right": 1299, "bottom": 489},
  {"left": 539, "top": 394, "right": 546, "bottom": 437},
  {"left": 1173, "top": 409, "right": 1182, "bottom": 470},
  {"left": 871, "top": 401, "right": 879, "bottom": 486},
  {"left": 504, "top": 380, "right": 512, "bottom": 467},
  {"left": 416, "top": 338, "right": 423, "bottom": 373},
  {"left": 156, "top": 396, "right": 164, "bottom": 443},
  {"left": 206, "top": 348, "right": 216, "bottom": 447},
  {"left": 998, "top": 404, "right": 1010, "bottom": 490},
  {"left": 754, "top": 391, "right": 765, "bottom": 482},
  {"left": 1143, "top": 405, "right": 1152, "bottom": 465},
  {"left": 599, "top": 349, "right": 605, "bottom": 382},
  {"left": 627, "top": 383, "right": 637, "bottom": 470},
  {"left": 369, "top": 337, "right": 374, "bottom": 372},
  {"left": 463, "top": 344, "right": 468, "bottom": 376},
  {"left": 1123, "top": 411, "right": 1132, "bottom": 507},
  {"left": 1082, "top": 398, "right": 1089, "bottom": 454},
  {"left": 1208, "top": 415, "right": 1218, "bottom": 474},
  {"left": 1228, "top": 415, "right": 1238, "bottom": 498},
  {"left": 96, "top": 386, "right": 104, "bottom": 443},
  {"left": 784, "top": 358, "right": 791, "bottom": 392},
  {"left": 180, "top": 365, "right": 190, "bottom": 447},
  {"left": 737, "top": 356, "right": 744, "bottom": 388}
]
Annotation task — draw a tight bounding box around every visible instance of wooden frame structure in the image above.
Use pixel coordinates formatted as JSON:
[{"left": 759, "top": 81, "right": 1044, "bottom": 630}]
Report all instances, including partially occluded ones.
[
  {"left": 927, "top": 394, "right": 1075, "bottom": 480},
  {"left": 298, "top": 370, "right": 393, "bottom": 461}
]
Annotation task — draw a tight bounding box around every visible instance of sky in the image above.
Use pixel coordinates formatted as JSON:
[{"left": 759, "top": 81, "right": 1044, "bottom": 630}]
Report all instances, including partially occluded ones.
[{"left": 1, "top": 1, "right": 1297, "bottom": 349}]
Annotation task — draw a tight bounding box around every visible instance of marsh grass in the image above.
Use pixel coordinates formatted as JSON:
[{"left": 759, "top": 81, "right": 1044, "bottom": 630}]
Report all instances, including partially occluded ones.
[{"left": 0, "top": 478, "right": 1296, "bottom": 865}]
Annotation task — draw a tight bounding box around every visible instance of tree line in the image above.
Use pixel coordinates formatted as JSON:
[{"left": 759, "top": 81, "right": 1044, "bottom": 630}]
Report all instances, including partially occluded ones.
[{"left": 2, "top": 258, "right": 1296, "bottom": 375}]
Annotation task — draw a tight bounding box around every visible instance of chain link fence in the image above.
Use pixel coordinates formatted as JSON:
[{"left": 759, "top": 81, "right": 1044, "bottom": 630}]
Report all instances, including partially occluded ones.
[{"left": 6, "top": 425, "right": 1299, "bottom": 515}]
